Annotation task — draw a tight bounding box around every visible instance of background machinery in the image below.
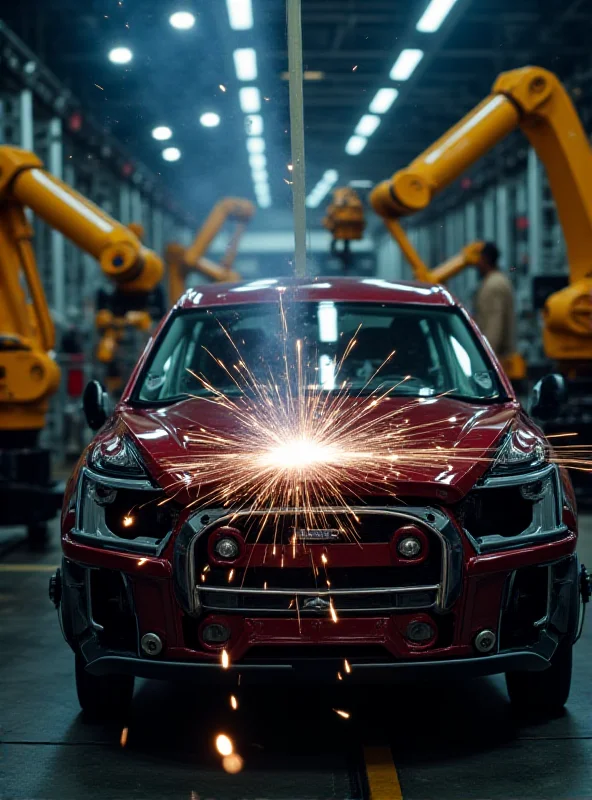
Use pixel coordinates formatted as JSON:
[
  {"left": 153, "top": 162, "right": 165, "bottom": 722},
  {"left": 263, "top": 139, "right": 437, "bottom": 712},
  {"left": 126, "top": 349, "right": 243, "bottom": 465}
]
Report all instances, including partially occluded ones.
[
  {"left": 370, "top": 66, "right": 592, "bottom": 387},
  {"left": 0, "top": 145, "right": 163, "bottom": 542},
  {"left": 322, "top": 187, "right": 366, "bottom": 274},
  {"left": 165, "top": 197, "right": 255, "bottom": 304}
]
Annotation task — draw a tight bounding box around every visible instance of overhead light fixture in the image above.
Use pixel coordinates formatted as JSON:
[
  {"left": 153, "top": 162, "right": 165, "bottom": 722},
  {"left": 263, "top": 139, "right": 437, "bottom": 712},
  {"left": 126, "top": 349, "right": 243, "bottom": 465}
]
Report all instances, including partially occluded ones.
[
  {"left": 200, "top": 112, "right": 220, "bottom": 127},
  {"left": 305, "top": 169, "right": 339, "bottom": 208},
  {"left": 169, "top": 11, "right": 196, "bottom": 30},
  {"left": 390, "top": 49, "right": 424, "bottom": 81},
  {"left": 249, "top": 153, "right": 266, "bottom": 169},
  {"left": 108, "top": 46, "right": 133, "bottom": 65},
  {"left": 239, "top": 87, "right": 261, "bottom": 113},
  {"left": 355, "top": 114, "right": 381, "bottom": 137},
  {"left": 369, "top": 87, "right": 399, "bottom": 114},
  {"left": 233, "top": 48, "right": 257, "bottom": 81},
  {"left": 416, "top": 0, "right": 460, "bottom": 32},
  {"left": 349, "top": 179, "right": 374, "bottom": 188},
  {"left": 345, "top": 135, "right": 367, "bottom": 155},
  {"left": 246, "top": 137, "right": 265, "bottom": 154},
  {"left": 252, "top": 168, "right": 268, "bottom": 182},
  {"left": 226, "top": 0, "right": 253, "bottom": 30},
  {"left": 245, "top": 114, "right": 263, "bottom": 136},
  {"left": 162, "top": 147, "right": 181, "bottom": 162},
  {"left": 151, "top": 125, "right": 172, "bottom": 141}
]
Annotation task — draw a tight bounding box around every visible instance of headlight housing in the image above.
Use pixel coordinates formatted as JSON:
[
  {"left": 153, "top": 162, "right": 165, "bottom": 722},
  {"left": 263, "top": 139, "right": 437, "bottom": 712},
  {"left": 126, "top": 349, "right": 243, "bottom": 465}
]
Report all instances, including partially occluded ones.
[
  {"left": 89, "top": 433, "right": 148, "bottom": 477},
  {"left": 71, "top": 434, "right": 178, "bottom": 554},
  {"left": 489, "top": 428, "right": 546, "bottom": 475},
  {"left": 458, "top": 428, "right": 566, "bottom": 553}
]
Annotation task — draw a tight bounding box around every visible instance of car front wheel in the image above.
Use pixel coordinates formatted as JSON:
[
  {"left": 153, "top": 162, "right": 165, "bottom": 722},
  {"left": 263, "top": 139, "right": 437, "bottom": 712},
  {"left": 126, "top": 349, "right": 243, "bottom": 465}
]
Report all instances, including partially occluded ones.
[
  {"left": 75, "top": 654, "right": 134, "bottom": 720},
  {"left": 505, "top": 638, "right": 572, "bottom": 715}
]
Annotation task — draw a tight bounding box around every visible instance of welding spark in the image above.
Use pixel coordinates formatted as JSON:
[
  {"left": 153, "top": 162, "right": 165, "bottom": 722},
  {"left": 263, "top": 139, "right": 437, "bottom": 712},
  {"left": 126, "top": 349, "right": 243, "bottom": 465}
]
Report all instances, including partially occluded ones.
[
  {"left": 222, "top": 754, "right": 244, "bottom": 774},
  {"left": 137, "top": 558, "right": 147, "bottom": 566},
  {"left": 344, "top": 659, "right": 351, "bottom": 674},
  {"left": 334, "top": 709, "right": 351, "bottom": 719},
  {"left": 329, "top": 598, "right": 338, "bottom": 623},
  {"left": 94, "top": 83, "right": 104, "bottom": 90},
  {"left": 158, "top": 296, "right": 592, "bottom": 558},
  {"left": 352, "top": 65, "right": 358, "bottom": 71},
  {"left": 228, "top": 569, "right": 235, "bottom": 583},
  {"left": 230, "top": 694, "right": 238, "bottom": 710},
  {"left": 219, "top": 84, "right": 227, "bottom": 92},
  {"left": 122, "top": 515, "right": 134, "bottom": 527},
  {"left": 337, "top": 671, "right": 343, "bottom": 681},
  {"left": 221, "top": 649, "right": 230, "bottom": 669},
  {"left": 216, "top": 734, "right": 233, "bottom": 756},
  {"left": 120, "top": 727, "right": 129, "bottom": 747},
  {"left": 321, "top": 553, "right": 328, "bottom": 565}
]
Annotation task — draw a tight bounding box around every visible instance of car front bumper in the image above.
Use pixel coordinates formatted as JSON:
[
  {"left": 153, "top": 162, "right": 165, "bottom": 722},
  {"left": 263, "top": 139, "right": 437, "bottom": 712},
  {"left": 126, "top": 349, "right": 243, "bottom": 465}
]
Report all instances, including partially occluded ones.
[{"left": 85, "top": 648, "right": 551, "bottom": 683}]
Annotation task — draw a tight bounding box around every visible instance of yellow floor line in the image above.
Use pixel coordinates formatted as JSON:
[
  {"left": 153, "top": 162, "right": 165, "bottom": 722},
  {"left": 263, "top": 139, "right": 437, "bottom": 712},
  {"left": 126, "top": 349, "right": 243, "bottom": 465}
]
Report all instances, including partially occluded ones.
[
  {"left": 0, "top": 564, "right": 58, "bottom": 572},
  {"left": 364, "top": 746, "right": 403, "bottom": 800}
]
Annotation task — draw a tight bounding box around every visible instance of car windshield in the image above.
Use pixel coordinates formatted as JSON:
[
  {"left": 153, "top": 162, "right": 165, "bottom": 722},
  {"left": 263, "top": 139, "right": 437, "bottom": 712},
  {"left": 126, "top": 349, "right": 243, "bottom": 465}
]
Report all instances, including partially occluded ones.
[{"left": 134, "top": 301, "right": 504, "bottom": 404}]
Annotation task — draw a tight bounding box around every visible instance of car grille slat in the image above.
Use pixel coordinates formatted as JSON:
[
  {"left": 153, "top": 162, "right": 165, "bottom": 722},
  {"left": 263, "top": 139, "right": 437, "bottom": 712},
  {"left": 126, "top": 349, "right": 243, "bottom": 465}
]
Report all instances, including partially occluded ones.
[{"left": 188, "top": 507, "right": 445, "bottom": 616}]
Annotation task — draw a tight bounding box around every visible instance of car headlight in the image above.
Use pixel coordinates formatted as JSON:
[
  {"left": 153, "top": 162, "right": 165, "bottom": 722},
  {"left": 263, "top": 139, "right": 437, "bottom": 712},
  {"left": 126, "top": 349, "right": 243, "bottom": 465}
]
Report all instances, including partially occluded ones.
[
  {"left": 458, "top": 429, "right": 566, "bottom": 553},
  {"left": 71, "top": 434, "right": 178, "bottom": 554},
  {"left": 89, "top": 433, "right": 148, "bottom": 477},
  {"left": 489, "top": 428, "right": 546, "bottom": 475}
]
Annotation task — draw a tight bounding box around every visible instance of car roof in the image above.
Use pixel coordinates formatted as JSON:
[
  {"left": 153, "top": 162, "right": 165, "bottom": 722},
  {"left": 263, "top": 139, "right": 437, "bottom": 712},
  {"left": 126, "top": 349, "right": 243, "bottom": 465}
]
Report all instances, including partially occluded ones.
[{"left": 176, "top": 276, "right": 457, "bottom": 310}]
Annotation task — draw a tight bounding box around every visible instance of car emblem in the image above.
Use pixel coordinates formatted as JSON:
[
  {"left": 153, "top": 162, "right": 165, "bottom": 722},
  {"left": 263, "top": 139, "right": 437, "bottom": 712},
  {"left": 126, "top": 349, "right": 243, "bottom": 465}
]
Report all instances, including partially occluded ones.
[
  {"left": 293, "top": 528, "right": 342, "bottom": 542},
  {"left": 302, "top": 596, "right": 331, "bottom": 611}
]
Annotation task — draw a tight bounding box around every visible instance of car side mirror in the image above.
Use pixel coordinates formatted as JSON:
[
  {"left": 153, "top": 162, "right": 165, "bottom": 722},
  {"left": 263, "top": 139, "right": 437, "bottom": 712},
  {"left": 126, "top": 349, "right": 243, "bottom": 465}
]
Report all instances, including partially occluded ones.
[
  {"left": 83, "top": 380, "right": 109, "bottom": 431},
  {"left": 529, "top": 373, "right": 567, "bottom": 420}
]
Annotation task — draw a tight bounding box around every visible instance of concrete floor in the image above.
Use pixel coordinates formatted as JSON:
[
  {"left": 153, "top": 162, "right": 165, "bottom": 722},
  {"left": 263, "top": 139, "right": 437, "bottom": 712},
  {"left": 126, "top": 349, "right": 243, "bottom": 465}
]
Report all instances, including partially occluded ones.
[{"left": 1, "top": 517, "right": 592, "bottom": 799}]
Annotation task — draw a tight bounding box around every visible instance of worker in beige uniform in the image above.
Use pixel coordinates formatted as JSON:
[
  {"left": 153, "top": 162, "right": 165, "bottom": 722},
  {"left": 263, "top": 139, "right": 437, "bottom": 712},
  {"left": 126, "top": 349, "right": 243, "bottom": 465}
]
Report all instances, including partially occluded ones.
[{"left": 473, "top": 242, "right": 516, "bottom": 360}]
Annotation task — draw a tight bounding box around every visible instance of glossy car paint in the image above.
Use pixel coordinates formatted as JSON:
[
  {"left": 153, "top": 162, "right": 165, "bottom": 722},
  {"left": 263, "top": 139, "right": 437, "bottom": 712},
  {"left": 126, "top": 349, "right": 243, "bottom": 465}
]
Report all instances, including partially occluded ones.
[{"left": 60, "top": 278, "right": 578, "bottom": 676}]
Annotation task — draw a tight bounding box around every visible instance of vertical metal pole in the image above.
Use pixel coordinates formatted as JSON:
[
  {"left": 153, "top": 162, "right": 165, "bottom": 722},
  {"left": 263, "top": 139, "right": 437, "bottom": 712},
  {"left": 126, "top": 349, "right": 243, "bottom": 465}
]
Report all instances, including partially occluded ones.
[
  {"left": 527, "top": 147, "right": 542, "bottom": 275},
  {"left": 496, "top": 183, "right": 509, "bottom": 270},
  {"left": 19, "top": 89, "right": 34, "bottom": 150},
  {"left": 130, "top": 189, "right": 142, "bottom": 226},
  {"left": 286, "top": 0, "right": 307, "bottom": 277},
  {"left": 49, "top": 118, "right": 66, "bottom": 321}
]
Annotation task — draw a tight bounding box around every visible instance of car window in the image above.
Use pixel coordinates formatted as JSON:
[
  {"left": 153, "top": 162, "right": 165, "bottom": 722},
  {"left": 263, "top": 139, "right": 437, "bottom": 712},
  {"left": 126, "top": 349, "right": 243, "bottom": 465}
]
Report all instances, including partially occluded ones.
[{"left": 134, "top": 302, "right": 503, "bottom": 404}]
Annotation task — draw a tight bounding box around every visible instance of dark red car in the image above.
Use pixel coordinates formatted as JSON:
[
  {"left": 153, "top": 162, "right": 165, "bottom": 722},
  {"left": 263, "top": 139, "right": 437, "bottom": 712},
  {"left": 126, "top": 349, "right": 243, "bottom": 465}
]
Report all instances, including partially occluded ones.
[{"left": 51, "top": 277, "right": 588, "bottom": 719}]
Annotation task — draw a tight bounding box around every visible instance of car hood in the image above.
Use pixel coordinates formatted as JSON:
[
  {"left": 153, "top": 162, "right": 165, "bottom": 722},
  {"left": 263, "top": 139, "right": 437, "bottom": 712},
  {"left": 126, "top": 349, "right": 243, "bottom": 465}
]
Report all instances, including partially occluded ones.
[{"left": 119, "top": 394, "right": 523, "bottom": 504}]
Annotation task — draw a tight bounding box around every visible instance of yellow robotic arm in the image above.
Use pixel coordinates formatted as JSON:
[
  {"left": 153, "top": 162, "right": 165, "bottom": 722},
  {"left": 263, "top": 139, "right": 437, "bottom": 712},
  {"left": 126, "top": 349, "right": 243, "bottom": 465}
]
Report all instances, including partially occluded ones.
[
  {"left": 166, "top": 197, "right": 255, "bottom": 304},
  {"left": 0, "top": 146, "right": 164, "bottom": 431},
  {"left": 371, "top": 66, "right": 592, "bottom": 365}
]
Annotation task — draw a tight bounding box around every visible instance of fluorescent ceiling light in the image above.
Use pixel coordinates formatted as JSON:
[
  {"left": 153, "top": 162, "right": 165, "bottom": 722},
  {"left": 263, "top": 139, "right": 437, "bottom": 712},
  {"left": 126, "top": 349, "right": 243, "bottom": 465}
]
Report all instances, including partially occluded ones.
[
  {"left": 169, "top": 11, "right": 196, "bottom": 29},
  {"left": 151, "top": 125, "right": 172, "bottom": 141},
  {"left": 200, "top": 112, "right": 220, "bottom": 127},
  {"left": 345, "top": 135, "right": 367, "bottom": 155},
  {"left": 257, "top": 195, "right": 271, "bottom": 208},
  {"left": 369, "top": 87, "right": 399, "bottom": 114},
  {"left": 390, "top": 49, "right": 424, "bottom": 81},
  {"left": 249, "top": 153, "right": 266, "bottom": 169},
  {"left": 239, "top": 87, "right": 261, "bottom": 113},
  {"left": 252, "top": 168, "right": 268, "bottom": 182},
  {"left": 226, "top": 0, "right": 253, "bottom": 30},
  {"left": 349, "top": 179, "right": 374, "bottom": 188},
  {"left": 245, "top": 114, "right": 263, "bottom": 136},
  {"left": 162, "top": 147, "right": 181, "bottom": 162},
  {"left": 355, "top": 114, "right": 381, "bottom": 137},
  {"left": 108, "top": 46, "right": 132, "bottom": 64},
  {"left": 246, "top": 137, "right": 265, "bottom": 154},
  {"left": 416, "top": 0, "right": 460, "bottom": 32},
  {"left": 305, "top": 170, "right": 338, "bottom": 208},
  {"left": 233, "top": 48, "right": 257, "bottom": 81}
]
